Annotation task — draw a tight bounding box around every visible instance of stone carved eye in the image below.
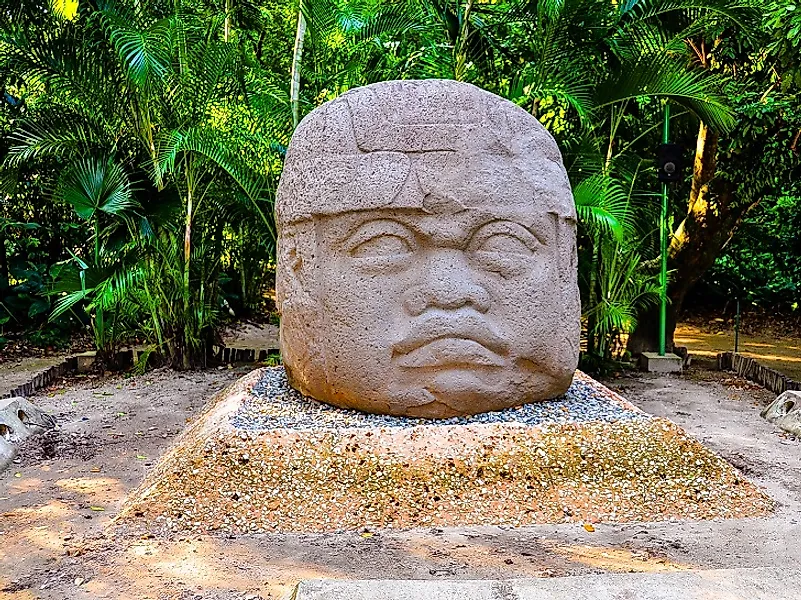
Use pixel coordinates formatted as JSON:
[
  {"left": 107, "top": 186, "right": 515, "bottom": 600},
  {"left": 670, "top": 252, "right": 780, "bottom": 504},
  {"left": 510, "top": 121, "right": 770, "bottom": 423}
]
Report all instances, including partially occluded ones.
[
  {"left": 470, "top": 221, "right": 540, "bottom": 255},
  {"left": 351, "top": 234, "right": 413, "bottom": 258},
  {"left": 469, "top": 221, "right": 541, "bottom": 276},
  {"left": 345, "top": 219, "right": 415, "bottom": 261},
  {"left": 478, "top": 233, "right": 534, "bottom": 256}
]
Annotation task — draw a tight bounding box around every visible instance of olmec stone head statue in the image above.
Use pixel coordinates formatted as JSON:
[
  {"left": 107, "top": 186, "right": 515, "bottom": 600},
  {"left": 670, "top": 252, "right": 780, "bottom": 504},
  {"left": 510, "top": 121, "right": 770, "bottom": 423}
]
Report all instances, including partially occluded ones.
[{"left": 276, "top": 79, "right": 580, "bottom": 418}]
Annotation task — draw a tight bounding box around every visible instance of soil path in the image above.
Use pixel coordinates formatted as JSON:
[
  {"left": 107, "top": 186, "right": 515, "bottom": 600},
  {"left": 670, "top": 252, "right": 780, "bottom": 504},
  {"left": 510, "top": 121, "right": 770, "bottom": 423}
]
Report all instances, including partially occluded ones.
[
  {"left": 1, "top": 366, "right": 799, "bottom": 600},
  {"left": 675, "top": 322, "right": 801, "bottom": 380},
  {"left": 0, "top": 356, "right": 65, "bottom": 398},
  {"left": 222, "top": 322, "right": 280, "bottom": 351}
]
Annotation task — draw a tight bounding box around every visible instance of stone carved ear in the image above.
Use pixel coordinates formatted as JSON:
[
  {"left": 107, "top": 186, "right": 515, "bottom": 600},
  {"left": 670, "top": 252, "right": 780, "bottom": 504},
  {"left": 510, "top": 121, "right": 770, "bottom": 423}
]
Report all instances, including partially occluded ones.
[
  {"left": 277, "top": 220, "right": 331, "bottom": 401},
  {"left": 276, "top": 221, "right": 318, "bottom": 312},
  {"left": 276, "top": 221, "right": 321, "bottom": 360}
]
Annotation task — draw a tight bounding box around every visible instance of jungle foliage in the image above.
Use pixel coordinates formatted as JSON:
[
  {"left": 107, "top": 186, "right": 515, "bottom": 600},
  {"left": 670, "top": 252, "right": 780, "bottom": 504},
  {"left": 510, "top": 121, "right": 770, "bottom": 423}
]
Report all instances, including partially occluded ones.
[{"left": 0, "top": 0, "right": 799, "bottom": 367}]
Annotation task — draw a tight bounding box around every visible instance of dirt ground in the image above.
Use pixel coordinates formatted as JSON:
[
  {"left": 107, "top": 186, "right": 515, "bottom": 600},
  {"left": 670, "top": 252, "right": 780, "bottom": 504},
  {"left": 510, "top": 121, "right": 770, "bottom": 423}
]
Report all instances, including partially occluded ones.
[
  {"left": 0, "top": 356, "right": 65, "bottom": 398},
  {"left": 1, "top": 360, "right": 800, "bottom": 600},
  {"left": 221, "top": 322, "right": 279, "bottom": 351},
  {"left": 675, "top": 322, "right": 801, "bottom": 380}
]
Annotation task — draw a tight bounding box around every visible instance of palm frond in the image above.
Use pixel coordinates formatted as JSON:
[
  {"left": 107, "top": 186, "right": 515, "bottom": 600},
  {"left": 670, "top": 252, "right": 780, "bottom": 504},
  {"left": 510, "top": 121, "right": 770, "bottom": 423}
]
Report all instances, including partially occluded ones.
[
  {"left": 6, "top": 110, "right": 106, "bottom": 165},
  {"left": 573, "top": 173, "right": 633, "bottom": 241},
  {"left": 510, "top": 62, "right": 595, "bottom": 124},
  {"left": 151, "top": 127, "right": 272, "bottom": 235},
  {"left": 598, "top": 55, "right": 735, "bottom": 131},
  {"left": 618, "top": 0, "right": 758, "bottom": 36},
  {"left": 56, "top": 157, "right": 140, "bottom": 220},
  {"left": 50, "top": 289, "right": 91, "bottom": 321},
  {"left": 99, "top": 12, "right": 173, "bottom": 90}
]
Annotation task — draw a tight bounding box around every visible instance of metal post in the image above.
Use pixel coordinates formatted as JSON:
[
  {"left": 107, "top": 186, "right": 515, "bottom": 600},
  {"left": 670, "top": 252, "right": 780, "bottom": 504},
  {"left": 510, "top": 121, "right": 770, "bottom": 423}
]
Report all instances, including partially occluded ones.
[
  {"left": 659, "top": 103, "right": 670, "bottom": 356},
  {"left": 735, "top": 298, "right": 740, "bottom": 354}
]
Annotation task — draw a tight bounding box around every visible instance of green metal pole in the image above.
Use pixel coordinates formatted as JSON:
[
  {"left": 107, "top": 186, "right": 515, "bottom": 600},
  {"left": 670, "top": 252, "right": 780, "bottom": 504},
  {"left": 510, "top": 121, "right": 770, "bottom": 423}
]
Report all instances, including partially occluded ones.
[{"left": 659, "top": 103, "right": 670, "bottom": 357}]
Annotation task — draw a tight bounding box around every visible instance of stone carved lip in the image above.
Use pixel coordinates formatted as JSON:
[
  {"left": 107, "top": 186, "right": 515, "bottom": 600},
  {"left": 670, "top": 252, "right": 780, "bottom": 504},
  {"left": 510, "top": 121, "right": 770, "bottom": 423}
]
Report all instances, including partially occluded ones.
[{"left": 392, "top": 313, "right": 509, "bottom": 368}]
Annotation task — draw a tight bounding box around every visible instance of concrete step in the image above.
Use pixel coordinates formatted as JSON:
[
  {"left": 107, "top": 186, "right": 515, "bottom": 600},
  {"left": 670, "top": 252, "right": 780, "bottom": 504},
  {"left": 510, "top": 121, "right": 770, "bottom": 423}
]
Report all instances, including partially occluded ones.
[{"left": 293, "top": 568, "right": 799, "bottom": 600}]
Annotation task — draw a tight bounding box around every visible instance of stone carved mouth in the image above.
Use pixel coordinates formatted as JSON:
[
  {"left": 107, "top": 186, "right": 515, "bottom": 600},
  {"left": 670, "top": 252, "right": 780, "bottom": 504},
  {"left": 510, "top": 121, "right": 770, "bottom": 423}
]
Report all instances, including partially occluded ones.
[{"left": 392, "top": 313, "right": 509, "bottom": 368}]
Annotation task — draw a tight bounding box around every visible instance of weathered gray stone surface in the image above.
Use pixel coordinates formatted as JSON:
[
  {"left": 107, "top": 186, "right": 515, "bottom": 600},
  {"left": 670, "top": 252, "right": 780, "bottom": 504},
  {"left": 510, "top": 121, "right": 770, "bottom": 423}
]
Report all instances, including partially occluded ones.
[
  {"left": 293, "top": 568, "right": 801, "bottom": 600},
  {"left": 0, "top": 396, "right": 56, "bottom": 472},
  {"left": 275, "top": 79, "right": 580, "bottom": 418},
  {"left": 762, "top": 390, "right": 801, "bottom": 437}
]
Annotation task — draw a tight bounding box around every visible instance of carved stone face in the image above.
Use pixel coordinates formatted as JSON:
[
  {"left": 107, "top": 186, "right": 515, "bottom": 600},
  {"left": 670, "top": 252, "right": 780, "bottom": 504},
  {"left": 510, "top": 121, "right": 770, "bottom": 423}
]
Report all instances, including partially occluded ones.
[{"left": 276, "top": 80, "right": 580, "bottom": 417}]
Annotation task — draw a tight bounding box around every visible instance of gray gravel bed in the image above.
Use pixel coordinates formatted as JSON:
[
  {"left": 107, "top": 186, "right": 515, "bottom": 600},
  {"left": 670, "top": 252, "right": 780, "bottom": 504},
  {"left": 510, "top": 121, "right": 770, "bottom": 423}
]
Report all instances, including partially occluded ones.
[{"left": 230, "top": 367, "right": 649, "bottom": 432}]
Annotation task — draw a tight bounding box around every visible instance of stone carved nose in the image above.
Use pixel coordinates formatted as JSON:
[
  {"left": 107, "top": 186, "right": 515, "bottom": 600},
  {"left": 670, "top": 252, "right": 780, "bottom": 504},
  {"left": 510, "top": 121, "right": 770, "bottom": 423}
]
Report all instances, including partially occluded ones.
[{"left": 402, "top": 250, "right": 491, "bottom": 316}]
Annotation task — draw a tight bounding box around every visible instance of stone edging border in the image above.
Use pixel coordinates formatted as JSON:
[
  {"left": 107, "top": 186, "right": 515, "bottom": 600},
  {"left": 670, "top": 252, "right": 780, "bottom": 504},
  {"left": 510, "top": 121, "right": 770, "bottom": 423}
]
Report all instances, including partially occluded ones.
[
  {"left": 2, "top": 346, "right": 277, "bottom": 400},
  {"left": 1, "top": 357, "right": 78, "bottom": 400},
  {"left": 717, "top": 351, "right": 801, "bottom": 396}
]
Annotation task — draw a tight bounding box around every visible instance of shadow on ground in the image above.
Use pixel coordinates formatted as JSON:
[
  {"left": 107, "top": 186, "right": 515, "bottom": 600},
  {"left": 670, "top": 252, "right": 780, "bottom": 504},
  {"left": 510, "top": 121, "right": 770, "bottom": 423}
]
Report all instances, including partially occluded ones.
[{"left": 2, "top": 355, "right": 800, "bottom": 600}]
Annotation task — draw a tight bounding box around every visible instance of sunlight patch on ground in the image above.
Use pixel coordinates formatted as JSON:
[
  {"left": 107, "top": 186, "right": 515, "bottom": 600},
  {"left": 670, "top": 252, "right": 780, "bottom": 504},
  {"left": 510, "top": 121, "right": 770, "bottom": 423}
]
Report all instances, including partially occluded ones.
[
  {"left": 0, "top": 498, "right": 71, "bottom": 522},
  {"left": 17, "top": 524, "right": 65, "bottom": 553},
  {"left": 56, "top": 476, "right": 126, "bottom": 499},
  {"left": 6, "top": 477, "right": 46, "bottom": 494},
  {"left": 83, "top": 579, "right": 164, "bottom": 600},
  {"left": 117, "top": 538, "right": 330, "bottom": 599},
  {"left": 750, "top": 353, "right": 801, "bottom": 363},
  {"left": 0, "top": 502, "right": 75, "bottom": 567},
  {"left": 400, "top": 537, "right": 556, "bottom": 576},
  {"left": 687, "top": 349, "right": 719, "bottom": 357},
  {"left": 544, "top": 544, "right": 690, "bottom": 572},
  {"left": 675, "top": 323, "right": 801, "bottom": 380}
]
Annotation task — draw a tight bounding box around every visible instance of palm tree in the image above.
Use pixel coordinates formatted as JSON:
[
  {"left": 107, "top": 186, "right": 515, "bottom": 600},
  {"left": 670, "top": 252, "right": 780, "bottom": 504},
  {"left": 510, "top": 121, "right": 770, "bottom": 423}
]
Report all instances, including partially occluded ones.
[
  {"left": 47, "top": 157, "right": 140, "bottom": 363},
  {"left": 3, "top": 0, "right": 271, "bottom": 367}
]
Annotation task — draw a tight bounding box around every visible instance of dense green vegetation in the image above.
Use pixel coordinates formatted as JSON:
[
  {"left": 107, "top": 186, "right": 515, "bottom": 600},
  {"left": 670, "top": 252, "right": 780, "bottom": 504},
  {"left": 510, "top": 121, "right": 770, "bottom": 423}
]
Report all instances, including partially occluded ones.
[{"left": 1, "top": 0, "right": 799, "bottom": 368}]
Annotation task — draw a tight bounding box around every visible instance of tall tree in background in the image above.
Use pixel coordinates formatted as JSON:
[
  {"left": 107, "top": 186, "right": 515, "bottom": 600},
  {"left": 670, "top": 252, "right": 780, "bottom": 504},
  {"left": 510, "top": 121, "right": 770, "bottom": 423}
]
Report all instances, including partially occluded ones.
[{"left": 628, "top": 0, "right": 801, "bottom": 353}]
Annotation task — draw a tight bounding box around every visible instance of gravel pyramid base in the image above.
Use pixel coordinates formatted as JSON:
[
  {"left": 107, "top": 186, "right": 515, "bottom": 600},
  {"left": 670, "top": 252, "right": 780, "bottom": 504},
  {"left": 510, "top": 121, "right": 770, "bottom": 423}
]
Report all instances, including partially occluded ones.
[{"left": 119, "top": 368, "right": 772, "bottom": 534}]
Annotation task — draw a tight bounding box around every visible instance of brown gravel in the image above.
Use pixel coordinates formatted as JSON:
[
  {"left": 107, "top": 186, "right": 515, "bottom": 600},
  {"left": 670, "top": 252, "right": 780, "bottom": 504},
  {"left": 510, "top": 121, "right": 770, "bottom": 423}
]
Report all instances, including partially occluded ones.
[{"left": 118, "top": 369, "right": 773, "bottom": 535}]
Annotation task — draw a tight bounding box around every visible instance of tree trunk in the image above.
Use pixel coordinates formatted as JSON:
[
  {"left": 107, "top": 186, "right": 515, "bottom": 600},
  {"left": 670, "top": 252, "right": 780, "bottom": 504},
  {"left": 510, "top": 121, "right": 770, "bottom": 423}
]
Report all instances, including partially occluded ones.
[
  {"left": 627, "top": 121, "right": 758, "bottom": 355},
  {"left": 0, "top": 229, "right": 9, "bottom": 290},
  {"left": 224, "top": 0, "right": 232, "bottom": 42},
  {"left": 290, "top": 4, "right": 307, "bottom": 129},
  {"left": 586, "top": 237, "right": 600, "bottom": 356},
  {"left": 182, "top": 181, "right": 193, "bottom": 371},
  {"left": 453, "top": 0, "right": 474, "bottom": 81}
]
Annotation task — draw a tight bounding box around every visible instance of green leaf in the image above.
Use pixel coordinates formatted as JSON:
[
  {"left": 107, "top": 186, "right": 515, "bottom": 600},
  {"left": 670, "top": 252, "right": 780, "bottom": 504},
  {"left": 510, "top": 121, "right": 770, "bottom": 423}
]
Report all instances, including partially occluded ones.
[
  {"left": 598, "top": 55, "right": 736, "bottom": 132},
  {"left": 28, "top": 299, "right": 51, "bottom": 318},
  {"left": 56, "top": 158, "right": 139, "bottom": 221},
  {"left": 51, "top": 0, "right": 79, "bottom": 20},
  {"left": 573, "top": 173, "right": 632, "bottom": 241},
  {"left": 100, "top": 14, "right": 173, "bottom": 90},
  {"left": 49, "top": 289, "right": 91, "bottom": 322}
]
